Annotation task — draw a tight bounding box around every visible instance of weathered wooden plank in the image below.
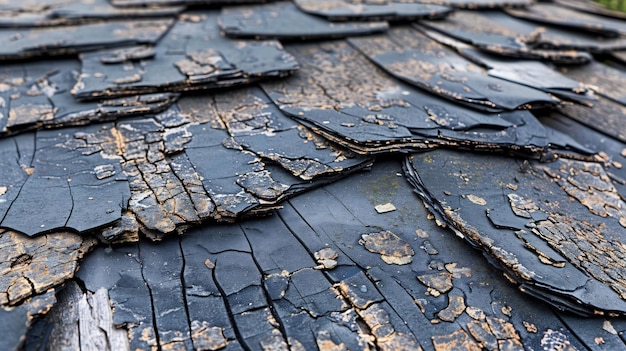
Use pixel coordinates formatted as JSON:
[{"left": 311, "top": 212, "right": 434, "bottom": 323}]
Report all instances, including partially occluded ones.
[
  {"left": 40, "top": 282, "right": 129, "bottom": 351},
  {"left": 74, "top": 243, "right": 157, "bottom": 351}
]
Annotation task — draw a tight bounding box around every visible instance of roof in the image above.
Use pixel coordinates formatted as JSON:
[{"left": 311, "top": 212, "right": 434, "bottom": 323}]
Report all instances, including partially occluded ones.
[{"left": 1, "top": 0, "right": 626, "bottom": 350}]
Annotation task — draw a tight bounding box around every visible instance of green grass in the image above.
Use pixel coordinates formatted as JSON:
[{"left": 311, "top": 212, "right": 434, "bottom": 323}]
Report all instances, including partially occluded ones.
[{"left": 596, "top": 0, "right": 626, "bottom": 12}]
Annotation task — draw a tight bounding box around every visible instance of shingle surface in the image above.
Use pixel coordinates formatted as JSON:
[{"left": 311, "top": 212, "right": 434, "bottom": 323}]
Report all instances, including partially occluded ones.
[{"left": 2, "top": 1, "right": 626, "bottom": 350}]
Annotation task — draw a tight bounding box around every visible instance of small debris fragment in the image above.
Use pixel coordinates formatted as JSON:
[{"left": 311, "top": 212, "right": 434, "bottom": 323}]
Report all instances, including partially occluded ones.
[
  {"left": 94, "top": 164, "right": 116, "bottom": 180},
  {"left": 421, "top": 240, "right": 439, "bottom": 255},
  {"left": 501, "top": 305, "right": 512, "bottom": 317},
  {"left": 437, "top": 295, "right": 466, "bottom": 322},
  {"left": 314, "top": 247, "right": 338, "bottom": 270},
  {"left": 359, "top": 230, "right": 414, "bottom": 265},
  {"left": 375, "top": 203, "right": 397, "bottom": 214},
  {"left": 415, "top": 229, "right": 430, "bottom": 238},
  {"left": 358, "top": 303, "right": 422, "bottom": 350},
  {"left": 445, "top": 263, "right": 472, "bottom": 278},
  {"left": 315, "top": 330, "right": 346, "bottom": 351},
  {"left": 595, "top": 337, "right": 605, "bottom": 345},
  {"left": 603, "top": 320, "right": 618, "bottom": 335},
  {"left": 416, "top": 272, "right": 453, "bottom": 297},
  {"left": 523, "top": 321, "right": 538, "bottom": 333},
  {"left": 466, "top": 306, "right": 486, "bottom": 321},
  {"left": 466, "top": 194, "right": 487, "bottom": 206},
  {"left": 507, "top": 193, "right": 540, "bottom": 218}
]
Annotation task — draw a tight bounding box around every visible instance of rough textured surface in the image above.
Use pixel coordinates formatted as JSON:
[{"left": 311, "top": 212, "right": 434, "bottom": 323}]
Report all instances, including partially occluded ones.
[
  {"left": 0, "top": 91, "right": 370, "bottom": 239},
  {"left": 28, "top": 281, "right": 129, "bottom": 351},
  {"left": 349, "top": 27, "right": 557, "bottom": 111},
  {"left": 72, "top": 12, "right": 298, "bottom": 100},
  {"left": 557, "top": 95, "right": 626, "bottom": 144},
  {"left": 0, "top": 59, "right": 177, "bottom": 136},
  {"left": 0, "top": 230, "right": 95, "bottom": 306},
  {"left": 217, "top": 87, "right": 372, "bottom": 180},
  {"left": 262, "top": 41, "right": 588, "bottom": 157},
  {"left": 28, "top": 158, "right": 626, "bottom": 351},
  {"left": 414, "top": 30, "right": 593, "bottom": 103},
  {"left": 0, "top": 229, "right": 93, "bottom": 351},
  {"left": 3, "top": 1, "right": 626, "bottom": 350},
  {"left": 558, "top": 60, "right": 626, "bottom": 106},
  {"left": 405, "top": 149, "right": 626, "bottom": 316},
  {"left": 536, "top": 110, "right": 626, "bottom": 204},
  {"left": 419, "top": 10, "right": 592, "bottom": 64},
  {"left": 1, "top": 289, "right": 56, "bottom": 351}
]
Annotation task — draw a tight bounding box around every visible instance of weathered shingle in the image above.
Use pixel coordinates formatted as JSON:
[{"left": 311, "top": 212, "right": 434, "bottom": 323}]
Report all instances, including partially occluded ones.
[{"left": 2, "top": 1, "right": 626, "bottom": 350}]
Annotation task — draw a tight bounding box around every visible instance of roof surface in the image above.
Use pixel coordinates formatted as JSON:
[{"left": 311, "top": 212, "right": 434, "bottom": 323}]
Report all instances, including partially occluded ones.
[{"left": 1, "top": 0, "right": 626, "bottom": 350}]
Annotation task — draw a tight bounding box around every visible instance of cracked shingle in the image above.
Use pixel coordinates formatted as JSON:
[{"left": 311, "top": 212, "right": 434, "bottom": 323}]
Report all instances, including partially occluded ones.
[
  {"left": 405, "top": 149, "right": 626, "bottom": 315},
  {"left": 293, "top": 0, "right": 452, "bottom": 21},
  {"left": 71, "top": 12, "right": 298, "bottom": 100}
]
